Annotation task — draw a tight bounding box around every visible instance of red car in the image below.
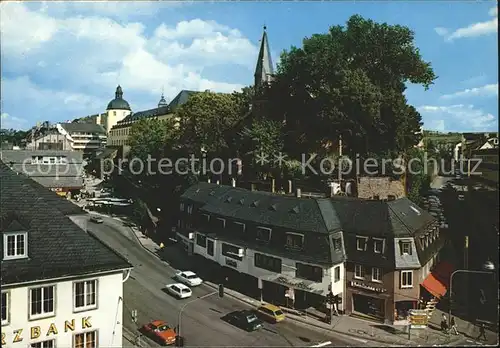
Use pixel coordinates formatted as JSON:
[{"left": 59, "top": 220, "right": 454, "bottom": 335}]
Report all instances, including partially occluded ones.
[{"left": 141, "top": 320, "right": 176, "bottom": 346}]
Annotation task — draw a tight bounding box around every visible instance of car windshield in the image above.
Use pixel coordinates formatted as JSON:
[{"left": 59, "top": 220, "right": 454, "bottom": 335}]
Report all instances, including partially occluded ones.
[
  {"left": 246, "top": 315, "right": 258, "bottom": 323},
  {"left": 187, "top": 274, "right": 198, "bottom": 279},
  {"left": 274, "top": 310, "right": 284, "bottom": 316},
  {"left": 181, "top": 289, "right": 190, "bottom": 293},
  {"left": 158, "top": 325, "right": 169, "bottom": 331}
]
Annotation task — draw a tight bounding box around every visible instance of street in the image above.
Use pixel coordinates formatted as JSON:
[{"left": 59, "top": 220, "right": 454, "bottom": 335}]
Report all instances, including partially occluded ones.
[{"left": 86, "top": 216, "right": 363, "bottom": 347}]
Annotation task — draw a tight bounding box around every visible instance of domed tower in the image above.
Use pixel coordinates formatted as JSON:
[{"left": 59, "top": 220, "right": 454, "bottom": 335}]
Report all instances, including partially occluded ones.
[
  {"left": 106, "top": 85, "right": 132, "bottom": 133},
  {"left": 158, "top": 93, "right": 168, "bottom": 108}
]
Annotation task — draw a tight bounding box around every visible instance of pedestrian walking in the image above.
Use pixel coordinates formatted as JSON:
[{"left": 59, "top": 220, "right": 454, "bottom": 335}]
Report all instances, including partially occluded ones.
[
  {"left": 450, "top": 316, "right": 458, "bottom": 335},
  {"left": 477, "top": 323, "right": 487, "bottom": 341}
]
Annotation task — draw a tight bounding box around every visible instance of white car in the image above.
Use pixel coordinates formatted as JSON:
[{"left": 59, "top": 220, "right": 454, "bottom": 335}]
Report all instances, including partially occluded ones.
[
  {"left": 175, "top": 271, "right": 203, "bottom": 287},
  {"left": 165, "top": 283, "right": 192, "bottom": 299}
]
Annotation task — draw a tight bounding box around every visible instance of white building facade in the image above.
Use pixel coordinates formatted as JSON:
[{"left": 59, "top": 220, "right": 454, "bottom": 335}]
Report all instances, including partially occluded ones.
[
  {"left": 1, "top": 271, "right": 126, "bottom": 348},
  {"left": 191, "top": 233, "right": 345, "bottom": 310}
]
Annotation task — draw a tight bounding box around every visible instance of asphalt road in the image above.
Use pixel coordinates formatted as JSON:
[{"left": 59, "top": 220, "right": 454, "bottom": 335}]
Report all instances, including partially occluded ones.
[{"left": 86, "top": 216, "right": 362, "bottom": 347}]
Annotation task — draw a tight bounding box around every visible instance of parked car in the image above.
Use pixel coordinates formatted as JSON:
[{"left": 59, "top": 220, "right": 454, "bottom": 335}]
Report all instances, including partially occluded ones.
[
  {"left": 165, "top": 283, "right": 192, "bottom": 299},
  {"left": 90, "top": 215, "right": 103, "bottom": 224},
  {"left": 140, "top": 320, "right": 176, "bottom": 346},
  {"left": 175, "top": 271, "right": 203, "bottom": 287},
  {"left": 224, "top": 310, "right": 263, "bottom": 332},
  {"left": 255, "top": 303, "right": 286, "bottom": 323}
]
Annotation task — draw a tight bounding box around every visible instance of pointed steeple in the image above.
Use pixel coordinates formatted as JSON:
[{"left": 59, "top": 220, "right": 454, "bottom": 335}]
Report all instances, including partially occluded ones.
[
  {"left": 115, "top": 85, "right": 123, "bottom": 99},
  {"left": 254, "top": 25, "right": 274, "bottom": 90}
]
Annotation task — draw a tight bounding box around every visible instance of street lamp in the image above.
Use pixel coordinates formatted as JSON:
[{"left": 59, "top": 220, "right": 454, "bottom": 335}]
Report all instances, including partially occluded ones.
[{"left": 448, "top": 261, "right": 496, "bottom": 321}]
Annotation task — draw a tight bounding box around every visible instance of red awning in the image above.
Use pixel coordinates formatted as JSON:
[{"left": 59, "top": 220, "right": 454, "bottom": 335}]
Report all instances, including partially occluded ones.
[{"left": 421, "top": 261, "right": 455, "bottom": 298}]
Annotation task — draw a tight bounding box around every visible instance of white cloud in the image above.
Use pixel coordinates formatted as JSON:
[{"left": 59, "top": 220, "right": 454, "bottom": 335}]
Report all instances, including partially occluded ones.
[
  {"left": 425, "top": 119, "right": 446, "bottom": 132},
  {"left": 0, "top": 2, "right": 256, "bottom": 127},
  {"left": 440, "top": 83, "right": 499, "bottom": 100},
  {"left": 417, "top": 104, "right": 497, "bottom": 131},
  {"left": 1, "top": 112, "right": 29, "bottom": 130},
  {"left": 435, "top": 7, "right": 498, "bottom": 41},
  {"left": 489, "top": 6, "right": 498, "bottom": 17}
]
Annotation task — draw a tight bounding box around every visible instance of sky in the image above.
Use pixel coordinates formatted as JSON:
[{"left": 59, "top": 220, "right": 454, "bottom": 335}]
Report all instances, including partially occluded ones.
[{"left": 0, "top": 1, "right": 498, "bottom": 133}]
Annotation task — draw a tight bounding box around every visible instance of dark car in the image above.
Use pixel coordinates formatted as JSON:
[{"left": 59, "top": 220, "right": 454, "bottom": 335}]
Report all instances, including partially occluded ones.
[{"left": 224, "top": 310, "right": 263, "bottom": 332}]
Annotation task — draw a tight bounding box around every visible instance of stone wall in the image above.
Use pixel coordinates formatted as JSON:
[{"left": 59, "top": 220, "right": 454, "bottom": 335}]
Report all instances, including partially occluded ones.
[{"left": 357, "top": 176, "right": 405, "bottom": 200}]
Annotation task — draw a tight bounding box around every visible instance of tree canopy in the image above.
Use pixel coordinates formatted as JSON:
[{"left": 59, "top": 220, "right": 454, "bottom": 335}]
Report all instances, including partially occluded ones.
[{"left": 267, "top": 14, "right": 436, "bottom": 157}]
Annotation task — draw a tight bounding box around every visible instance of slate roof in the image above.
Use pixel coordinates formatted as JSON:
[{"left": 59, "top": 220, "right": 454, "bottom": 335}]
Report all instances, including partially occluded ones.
[
  {"left": 118, "top": 106, "right": 171, "bottom": 124},
  {"left": 168, "top": 90, "right": 199, "bottom": 111},
  {"left": 60, "top": 123, "right": 106, "bottom": 134},
  {"left": 181, "top": 183, "right": 437, "bottom": 268},
  {"left": 0, "top": 161, "right": 132, "bottom": 286}
]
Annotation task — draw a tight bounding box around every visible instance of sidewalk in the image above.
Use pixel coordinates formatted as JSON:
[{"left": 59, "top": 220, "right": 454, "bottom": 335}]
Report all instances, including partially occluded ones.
[{"left": 92, "top": 211, "right": 497, "bottom": 347}]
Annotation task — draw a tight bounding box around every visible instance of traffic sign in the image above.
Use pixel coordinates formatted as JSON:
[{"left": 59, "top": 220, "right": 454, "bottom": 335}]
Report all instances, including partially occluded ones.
[{"left": 408, "top": 309, "right": 428, "bottom": 329}]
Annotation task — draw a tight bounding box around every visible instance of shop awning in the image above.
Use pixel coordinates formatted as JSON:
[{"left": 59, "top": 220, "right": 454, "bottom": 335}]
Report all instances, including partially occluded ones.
[{"left": 421, "top": 261, "right": 454, "bottom": 298}]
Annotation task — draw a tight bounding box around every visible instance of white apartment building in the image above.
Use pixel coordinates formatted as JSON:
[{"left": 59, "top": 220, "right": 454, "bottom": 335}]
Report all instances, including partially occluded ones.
[
  {"left": 57, "top": 123, "right": 107, "bottom": 153},
  {"left": 1, "top": 161, "right": 132, "bottom": 348},
  {"left": 177, "top": 183, "right": 347, "bottom": 311}
]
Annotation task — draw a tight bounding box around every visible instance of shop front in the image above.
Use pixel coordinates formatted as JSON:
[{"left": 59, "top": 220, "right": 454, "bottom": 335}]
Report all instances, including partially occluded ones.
[{"left": 347, "top": 280, "right": 391, "bottom": 322}]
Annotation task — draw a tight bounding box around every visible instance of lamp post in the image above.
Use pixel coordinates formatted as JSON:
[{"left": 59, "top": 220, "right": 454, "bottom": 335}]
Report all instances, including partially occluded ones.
[{"left": 448, "top": 261, "right": 496, "bottom": 321}]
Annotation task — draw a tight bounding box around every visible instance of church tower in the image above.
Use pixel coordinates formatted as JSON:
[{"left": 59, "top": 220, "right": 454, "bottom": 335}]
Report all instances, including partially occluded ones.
[
  {"left": 254, "top": 25, "right": 274, "bottom": 92},
  {"left": 252, "top": 26, "right": 275, "bottom": 118},
  {"left": 106, "top": 85, "right": 132, "bottom": 134}
]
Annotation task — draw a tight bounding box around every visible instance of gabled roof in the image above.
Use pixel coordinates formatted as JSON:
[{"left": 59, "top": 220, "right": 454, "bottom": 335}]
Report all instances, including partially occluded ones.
[
  {"left": 60, "top": 123, "right": 106, "bottom": 134},
  {"left": 169, "top": 90, "right": 199, "bottom": 111},
  {"left": 0, "top": 161, "right": 131, "bottom": 286}
]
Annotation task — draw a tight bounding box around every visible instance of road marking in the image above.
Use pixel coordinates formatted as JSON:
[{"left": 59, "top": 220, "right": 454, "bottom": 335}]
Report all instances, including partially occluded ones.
[
  {"left": 311, "top": 341, "right": 332, "bottom": 347},
  {"left": 346, "top": 336, "right": 368, "bottom": 344}
]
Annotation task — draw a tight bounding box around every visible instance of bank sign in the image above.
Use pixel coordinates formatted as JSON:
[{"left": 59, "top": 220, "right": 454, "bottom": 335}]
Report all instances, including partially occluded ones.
[{"left": 1, "top": 316, "right": 92, "bottom": 345}]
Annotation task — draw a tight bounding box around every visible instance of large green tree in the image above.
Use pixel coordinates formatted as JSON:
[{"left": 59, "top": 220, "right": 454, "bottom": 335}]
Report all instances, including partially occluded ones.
[
  {"left": 267, "top": 15, "right": 436, "bottom": 157},
  {"left": 176, "top": 91, "right": 245, "bottom": 156}
]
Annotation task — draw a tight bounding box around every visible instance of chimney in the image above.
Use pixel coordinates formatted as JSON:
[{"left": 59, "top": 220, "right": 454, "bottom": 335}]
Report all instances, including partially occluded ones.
[
  {"left": 231, "top": 178, "right": 236, "bottom": 187},
  {"left": 251, "top": 183, "right": 257, "bottom": 191},
  {"left": 207, "top": 178, "right": 211, "bottom": 183},
  {"left": 271, "top": 178, "right": 275, "bottom": 193},
  {"left": 288, "top": 180, "right": 292, "bottom": 194},
  {"left": 296, "top": 188, "right": 301, "bottom": 198}
]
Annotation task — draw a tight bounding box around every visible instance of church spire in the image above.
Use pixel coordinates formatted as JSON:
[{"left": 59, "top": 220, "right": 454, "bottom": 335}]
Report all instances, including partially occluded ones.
[{"left": 254, "top": 25, "right": 274, "bottom": 90}]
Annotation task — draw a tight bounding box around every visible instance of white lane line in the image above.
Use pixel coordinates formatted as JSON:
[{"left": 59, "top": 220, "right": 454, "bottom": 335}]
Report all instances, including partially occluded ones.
[
  {"left": 347, "top": 336, "right": 368, "bottom": 344},
  {"left": 311, "top": 341, "right": 332, "bottom": 347}
]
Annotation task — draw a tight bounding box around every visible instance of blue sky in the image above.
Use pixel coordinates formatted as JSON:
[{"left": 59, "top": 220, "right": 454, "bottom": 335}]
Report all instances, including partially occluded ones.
[{"left": 1, "top": 1, "right": 498, "bottom": 133}]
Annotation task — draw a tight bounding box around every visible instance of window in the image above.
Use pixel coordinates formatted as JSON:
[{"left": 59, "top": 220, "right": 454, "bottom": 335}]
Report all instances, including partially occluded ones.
[
  {"left": 201, "top": 214, "right": 210, "bottom": 223},
  {"left": 31, "top": 339, "right": 55, "bottom": 348},
  {"left": 207, "top": 239, "right": 214, "bottom": 256},
  {"left": 285, "top": 232, "right": 304, "bottom": 250},
  {"left": 74, "top": 331, "right": 97, "bottom": 348},
  {"left": 30, "top": 286, "right": 55, "bottom": 319},
  {"left": 401, "top": 270, "right": 413, "bottom": 288},
  {"left": 3, "top": 232, "right": 28, "bottom": 260},
  {"left": 373, "top": 238, "right": 384, "bottom": 254},
  {"left": 74, "top": 280, "right": 97, "bottom": 311},
  {"left": 334, "top": 266, "right": 340, "bottom": 282},
  {"left": 296, "top": 263, "right": 323, "bottom": 282},
  {"left": 401, "top": 241, "right": 412, "bottom": 255},
  {"left": 180, "top": 203, "right": 184, "bottom": 211},
  {"left": 254, "top": 253, "right": 282, "bottom": 273},
  {"left": 354, "top": 264, "right": 365, "bottom": 279},
  {"left": 196, "top": 233, "right": 207, "bottom": 248},
  {"left": 333, "top": 238, "right": 342, "bottom": 251},
  {"left": 372, "top": 267, "right": 382, "bottom": 282},
  {"left": 232, "top": 222, "right": 246, "bottom": 236},
  {"left": 356, "top": 237, "right": 368, "bottom": 251},
  {"left": 215, "top": 218, "right": 226, "bottom": 229},
  {"left": 221, "top": 243, "right": 243, "bottom": 261},
  {"left": 187, "top": 205, "right": 193, "bottom": 214},
  {"left": 256, "top": 227, "right": 271, "bottom": 243},
  {"left": 1, "top": 291, "right": 8, "bottom": 325}
]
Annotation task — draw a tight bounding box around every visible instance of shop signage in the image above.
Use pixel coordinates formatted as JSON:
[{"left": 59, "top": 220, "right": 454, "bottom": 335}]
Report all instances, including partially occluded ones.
[
  {"left": 225, "top": 258, "right": 237, "bottom": 268},
  {"left": 408, "top": 309, "right": 428, "bottom": 329},
  {"left": 349, "top": 280, "right": 387, "bottom": 293},
  {"left": 2, "top": 317, "right": 92, "bottom": 345}
]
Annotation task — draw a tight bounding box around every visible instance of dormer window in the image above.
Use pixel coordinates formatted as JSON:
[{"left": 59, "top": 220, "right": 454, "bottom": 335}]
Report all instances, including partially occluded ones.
[
  {"left": 373, "top": 238, "right": 385, "bottom": 254},
  {"left": 256, "top": 227, "right": 272, "bottom": 243},
  {"left": 332, "top": 238, "right": 342, "bottom": 252},
  {"left": 3, "top": 232, "right": 28, "bottom": 260},
  {"left": 285, "top": 232, "right": 304, "bottom": 250},
  {"left": 356, "top": 236, "right": 368, "bottom": 251},
  {"left": 401, "top": 241, "right": 412, "bottom": 255}
]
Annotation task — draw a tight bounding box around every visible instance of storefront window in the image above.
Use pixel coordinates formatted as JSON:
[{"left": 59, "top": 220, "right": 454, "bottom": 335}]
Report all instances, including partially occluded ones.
[{"left": 395, "top": 301, "right": 414, "bottom": 321}]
